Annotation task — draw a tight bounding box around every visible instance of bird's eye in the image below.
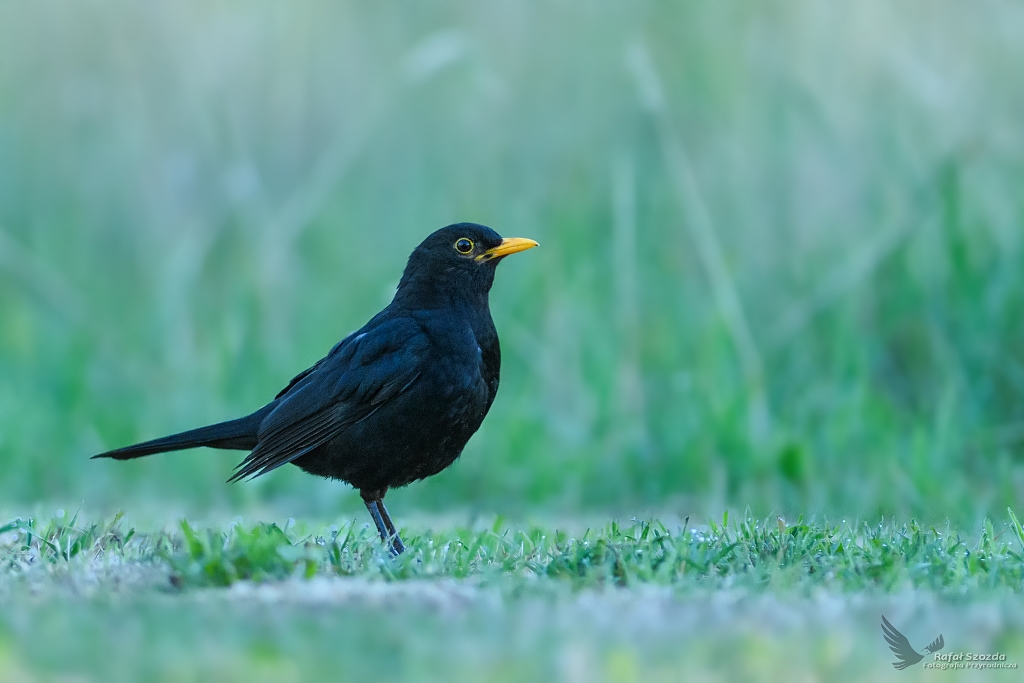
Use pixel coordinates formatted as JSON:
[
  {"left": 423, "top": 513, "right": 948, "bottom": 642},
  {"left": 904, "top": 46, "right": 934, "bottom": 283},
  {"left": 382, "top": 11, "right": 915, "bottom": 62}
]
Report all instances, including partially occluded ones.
[{"left": 454, "top": 238, "right": 474, "bottom": 254}]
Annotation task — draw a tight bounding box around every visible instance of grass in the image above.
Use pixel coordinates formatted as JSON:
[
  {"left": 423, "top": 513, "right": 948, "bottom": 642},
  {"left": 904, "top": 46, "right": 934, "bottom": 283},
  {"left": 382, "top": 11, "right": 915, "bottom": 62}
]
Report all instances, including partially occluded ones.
[
  {"left": 5, "top": 585, "right": 976, "bottom": 683},
  {"left": 6, "top": 510, "right": 1024, "bottom": 595},
  {"left": 4, "top": 511, "right": 1024, "bottom": 680},
  {"left": 2, "top": 1, "right": 1024, "bottom": 522}
]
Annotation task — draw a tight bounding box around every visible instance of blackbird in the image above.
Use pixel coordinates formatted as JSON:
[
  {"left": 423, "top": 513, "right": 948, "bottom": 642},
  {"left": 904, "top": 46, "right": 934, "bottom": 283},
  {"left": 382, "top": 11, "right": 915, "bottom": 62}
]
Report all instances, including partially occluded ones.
[{"left": 93, "top": 223, "right": 537, "bottom": 555}]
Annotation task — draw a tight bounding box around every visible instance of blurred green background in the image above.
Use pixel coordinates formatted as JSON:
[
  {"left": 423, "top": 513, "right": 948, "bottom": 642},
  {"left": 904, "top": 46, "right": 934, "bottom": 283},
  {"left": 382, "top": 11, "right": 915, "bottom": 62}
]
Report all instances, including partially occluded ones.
[{"left": 1, "top": 0, "right": 1023, "bottom": 522}]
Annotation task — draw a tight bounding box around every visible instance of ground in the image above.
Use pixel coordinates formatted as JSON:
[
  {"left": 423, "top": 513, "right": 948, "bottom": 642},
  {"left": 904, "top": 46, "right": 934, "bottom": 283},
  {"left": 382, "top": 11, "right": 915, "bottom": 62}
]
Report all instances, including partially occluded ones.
[{"left": 2, "top": 511, "right": 1024, "bottom": 681}]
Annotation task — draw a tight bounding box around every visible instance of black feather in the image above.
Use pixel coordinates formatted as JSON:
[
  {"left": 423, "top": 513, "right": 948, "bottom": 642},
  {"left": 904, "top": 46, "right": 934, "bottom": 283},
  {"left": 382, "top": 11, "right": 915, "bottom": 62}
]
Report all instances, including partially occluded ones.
[{"left": 91, "top": 405, "right": 273, "bottom": 460}]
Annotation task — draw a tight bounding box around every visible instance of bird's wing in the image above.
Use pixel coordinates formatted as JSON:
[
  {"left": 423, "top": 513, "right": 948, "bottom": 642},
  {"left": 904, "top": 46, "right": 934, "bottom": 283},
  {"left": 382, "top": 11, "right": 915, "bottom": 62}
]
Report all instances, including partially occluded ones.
[
  {"left": 229, "top": 317, "right": 427, "bottom": 482},
  {"left": 926, "top": 634, "right": 944, "bottom": 653},
  {"left": 273, "top": 328, "right": 363, "bottom": 400},
  {"left": 881, "top": 616, "right": 921, "bottom": 670},
  {"left": 273, "top": 360, "right": 325, "bottom": 400}
]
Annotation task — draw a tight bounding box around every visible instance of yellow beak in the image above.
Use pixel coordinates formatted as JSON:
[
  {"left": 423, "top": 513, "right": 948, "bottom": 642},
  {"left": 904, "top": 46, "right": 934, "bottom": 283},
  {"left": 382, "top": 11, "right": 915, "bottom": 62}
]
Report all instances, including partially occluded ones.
[{"left": 478, "top": 237, "right": 539, "bottom": 261}]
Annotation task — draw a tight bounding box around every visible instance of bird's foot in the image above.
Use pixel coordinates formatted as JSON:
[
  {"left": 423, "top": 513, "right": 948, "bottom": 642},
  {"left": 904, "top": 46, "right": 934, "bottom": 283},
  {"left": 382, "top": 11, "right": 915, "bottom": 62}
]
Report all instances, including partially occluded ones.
[{"left": 386, "top": 532, "right": 406, "bottom": 557}]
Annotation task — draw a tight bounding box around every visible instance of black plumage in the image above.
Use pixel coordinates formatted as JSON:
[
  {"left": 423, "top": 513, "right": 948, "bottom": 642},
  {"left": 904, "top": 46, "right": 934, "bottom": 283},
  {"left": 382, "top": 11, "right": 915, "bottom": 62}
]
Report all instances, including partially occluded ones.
[{"left": 93, "top": 223, "right": 538, "bottom": 554}]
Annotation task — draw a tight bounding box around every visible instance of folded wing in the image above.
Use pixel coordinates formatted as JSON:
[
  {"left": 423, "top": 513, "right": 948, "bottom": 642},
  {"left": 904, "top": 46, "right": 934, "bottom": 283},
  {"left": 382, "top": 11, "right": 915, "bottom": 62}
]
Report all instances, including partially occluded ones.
[{"left": 229, "top": 317, "right": 427, "bottom": 481}]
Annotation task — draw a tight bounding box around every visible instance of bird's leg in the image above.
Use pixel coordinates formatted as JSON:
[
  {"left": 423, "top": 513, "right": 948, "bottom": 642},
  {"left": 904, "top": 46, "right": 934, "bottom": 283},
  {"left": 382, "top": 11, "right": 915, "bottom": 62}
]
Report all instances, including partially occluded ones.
[
  {"left": 361, "top": 489, "right": 405, "bottom": 556},
  {"left": 363, "top": 499, "right": 390, "bottom": 545},
  {"left": 376, "top": 498, "right": 406, "bottom": 555}
]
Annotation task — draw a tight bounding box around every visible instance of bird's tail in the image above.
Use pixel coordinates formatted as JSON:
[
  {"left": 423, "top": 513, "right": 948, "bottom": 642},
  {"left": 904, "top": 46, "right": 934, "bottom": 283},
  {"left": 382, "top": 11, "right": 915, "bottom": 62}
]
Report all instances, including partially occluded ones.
[{"left": 92, "top": 405, "right": 273, "bottom": 460}]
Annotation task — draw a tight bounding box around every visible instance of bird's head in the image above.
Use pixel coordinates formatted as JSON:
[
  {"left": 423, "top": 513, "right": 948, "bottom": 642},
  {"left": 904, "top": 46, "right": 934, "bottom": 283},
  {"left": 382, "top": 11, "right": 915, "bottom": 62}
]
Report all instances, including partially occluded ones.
[{"left": 395, "top": 223, "right": 538, "bottom": 306}]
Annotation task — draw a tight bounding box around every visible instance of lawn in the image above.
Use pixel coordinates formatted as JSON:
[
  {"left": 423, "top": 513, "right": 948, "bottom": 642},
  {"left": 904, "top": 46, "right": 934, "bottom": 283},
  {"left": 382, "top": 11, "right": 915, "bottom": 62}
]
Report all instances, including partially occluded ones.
[{"left": 3, "top": 510, "right": 1024, "bottom": 680}]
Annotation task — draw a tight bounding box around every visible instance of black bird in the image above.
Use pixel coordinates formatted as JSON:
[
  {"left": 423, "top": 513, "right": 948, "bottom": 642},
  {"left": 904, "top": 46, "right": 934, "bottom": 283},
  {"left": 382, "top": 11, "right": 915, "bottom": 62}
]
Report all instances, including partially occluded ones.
[
  {"left": 93, "top": 223, "right": 538, "bottom": 555},
  {"left": 880, "top": 615, "right": 944, "bottom": 670}
]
